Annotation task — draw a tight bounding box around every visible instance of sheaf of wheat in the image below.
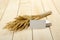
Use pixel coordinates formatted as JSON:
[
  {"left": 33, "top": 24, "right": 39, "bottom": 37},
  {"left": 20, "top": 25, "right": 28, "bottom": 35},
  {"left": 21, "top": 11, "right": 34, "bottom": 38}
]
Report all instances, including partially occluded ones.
[{"left": 3, "top": 11, "right": 52, "bottom": 31}]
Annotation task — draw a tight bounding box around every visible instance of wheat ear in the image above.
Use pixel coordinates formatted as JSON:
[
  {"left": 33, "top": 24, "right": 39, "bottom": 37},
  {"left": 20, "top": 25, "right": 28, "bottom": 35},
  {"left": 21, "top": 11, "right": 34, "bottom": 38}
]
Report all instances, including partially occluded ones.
[{"left": 3, "top": 11, "right": 52, "bottom": 31}]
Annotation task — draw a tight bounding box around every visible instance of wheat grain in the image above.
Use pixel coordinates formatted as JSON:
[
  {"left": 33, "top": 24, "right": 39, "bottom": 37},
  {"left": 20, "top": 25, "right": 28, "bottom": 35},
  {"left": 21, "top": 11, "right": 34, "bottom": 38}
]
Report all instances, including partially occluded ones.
[{"left": 4, "top": 11, "right": 52, "bottom": 31}]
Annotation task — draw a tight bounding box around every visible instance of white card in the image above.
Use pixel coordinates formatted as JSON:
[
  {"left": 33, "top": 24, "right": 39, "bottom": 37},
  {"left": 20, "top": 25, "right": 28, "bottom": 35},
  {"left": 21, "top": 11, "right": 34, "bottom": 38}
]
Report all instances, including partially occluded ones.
[{"left": 30, "top": 20, "right": 46, "bottom": 29}]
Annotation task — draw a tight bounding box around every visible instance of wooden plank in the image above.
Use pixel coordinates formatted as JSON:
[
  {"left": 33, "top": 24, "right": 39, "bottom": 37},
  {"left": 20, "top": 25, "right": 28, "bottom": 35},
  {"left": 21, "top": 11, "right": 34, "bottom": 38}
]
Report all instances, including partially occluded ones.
[
  {"left": 0, "top": 0, "right": 19, "bottom": 29},
  {"left": 18, "top": 0, "right": 44, "bottom": 16},
  {"left": 0, "top": 0, "right": 19, "bottom": 40},
  {"left": 42, "top": 0, "right": 60, "bottom": 40},
  {"left": 33, "top": 28, "right": 52, "bottom": 40},
  {"left": 0, "top": 0, "right": 9, "bottom": 19},
  {"left": 52, "top": 0, "right": 60, "bottom": 13},
  {"left": 13, "top": 28, "right": 32, "bottom": 40},
  {"left": 0, "top": 30, "right": 13, "bottom": 40},
  {"left": 32, "top": 0, "right": 52, "bottom": 40}
]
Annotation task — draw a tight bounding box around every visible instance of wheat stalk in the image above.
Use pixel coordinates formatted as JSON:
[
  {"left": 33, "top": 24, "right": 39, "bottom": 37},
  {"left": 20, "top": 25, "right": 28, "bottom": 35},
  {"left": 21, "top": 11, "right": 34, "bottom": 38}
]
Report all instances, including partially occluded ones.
[{"left": 3, "top": 11, "right": 52, "bottom": 31}]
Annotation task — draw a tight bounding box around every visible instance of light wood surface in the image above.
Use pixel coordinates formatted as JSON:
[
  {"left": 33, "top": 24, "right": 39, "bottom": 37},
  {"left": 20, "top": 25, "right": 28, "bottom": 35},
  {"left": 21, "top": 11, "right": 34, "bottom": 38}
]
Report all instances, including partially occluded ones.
[{"left": 0, "top": 0, "right": 60, "bottom": 40}]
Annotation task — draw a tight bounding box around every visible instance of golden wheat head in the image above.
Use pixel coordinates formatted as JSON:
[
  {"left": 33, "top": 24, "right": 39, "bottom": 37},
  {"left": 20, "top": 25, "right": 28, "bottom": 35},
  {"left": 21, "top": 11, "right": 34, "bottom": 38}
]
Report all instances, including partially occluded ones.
[{"left": 3, "top": 11, "right": 52, "bottom": 31}]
